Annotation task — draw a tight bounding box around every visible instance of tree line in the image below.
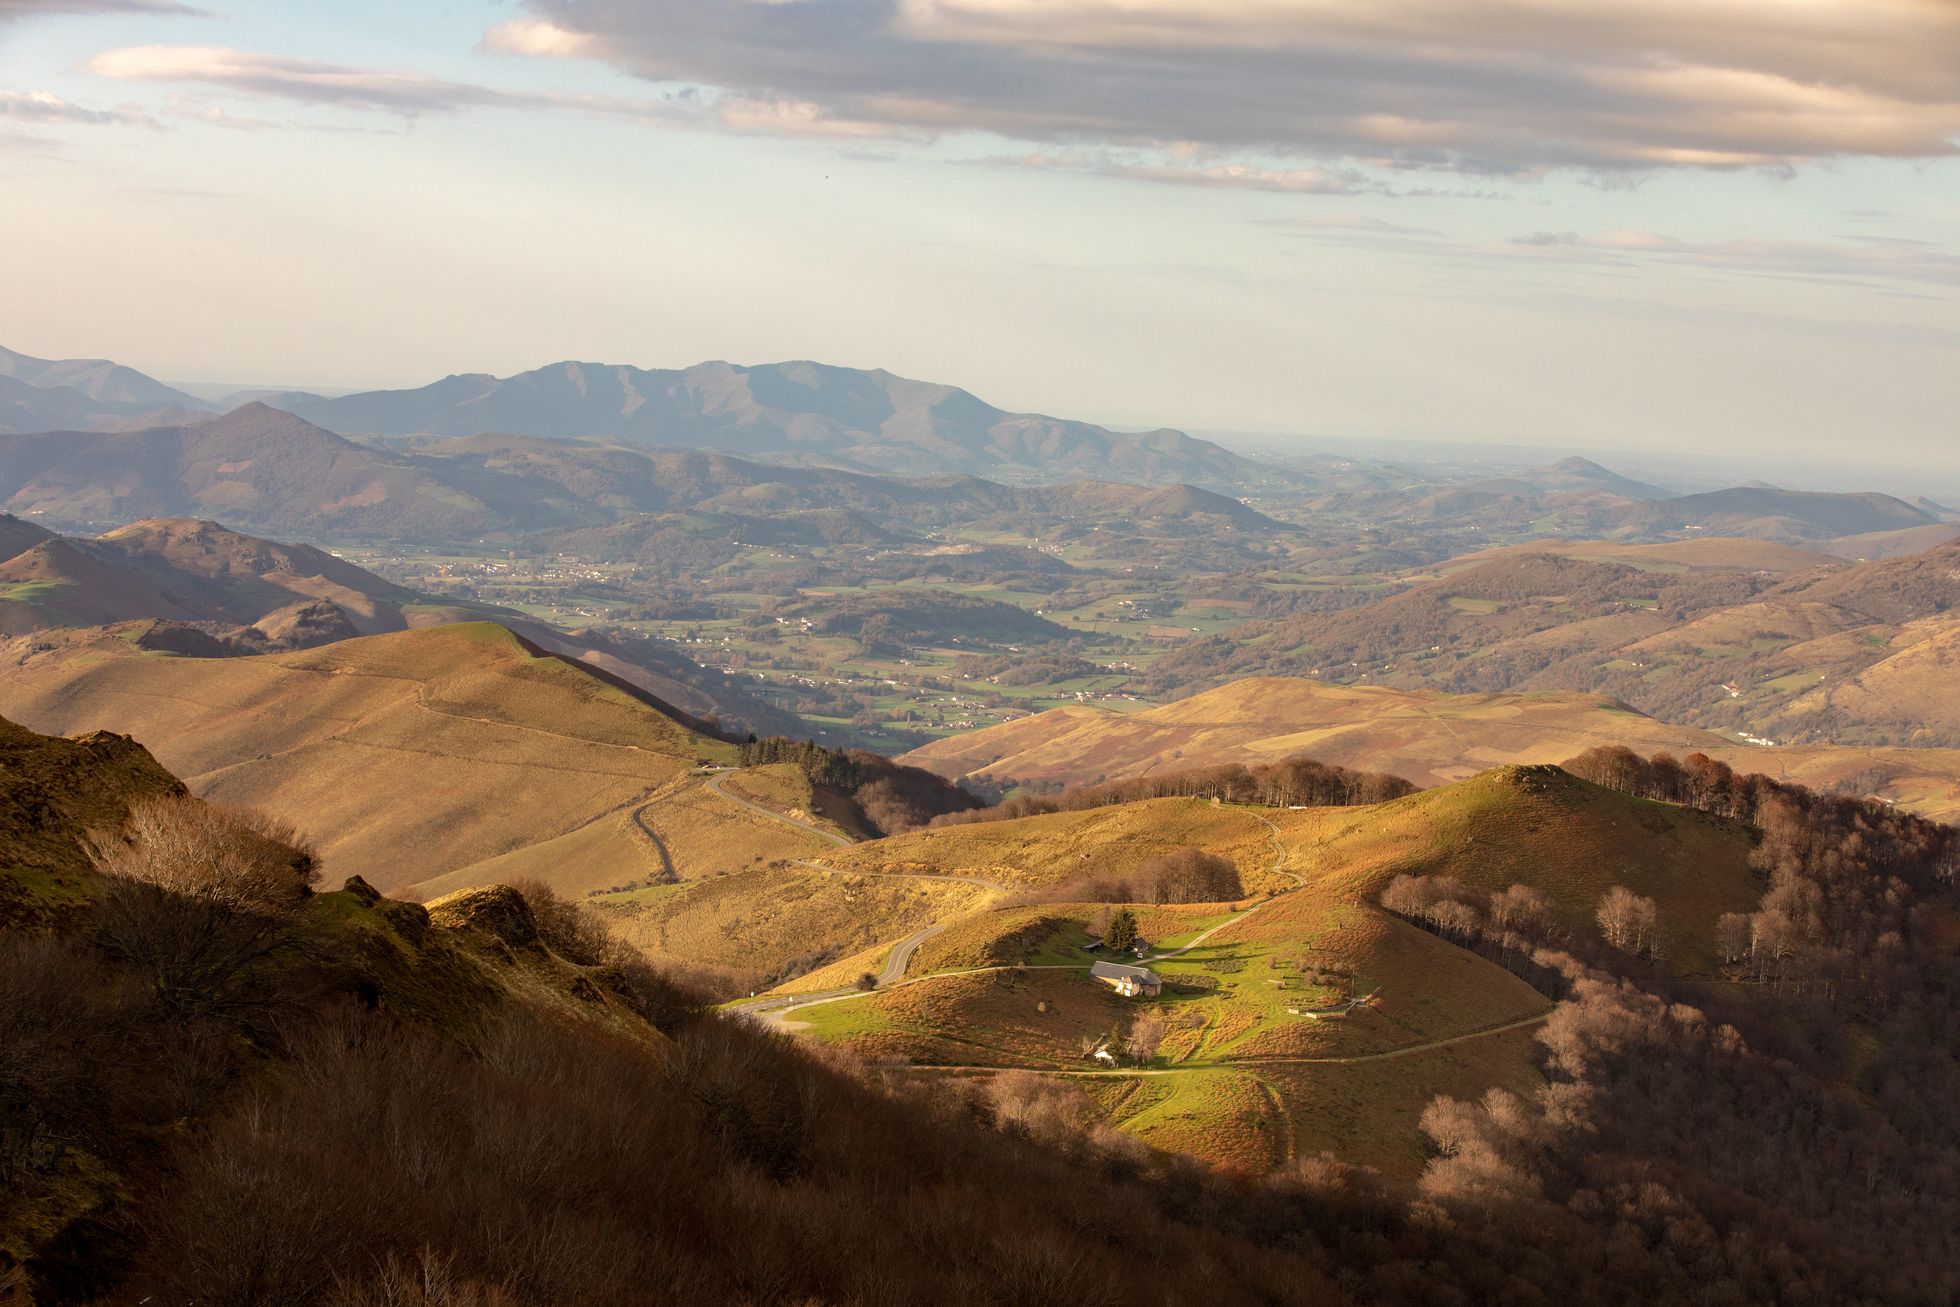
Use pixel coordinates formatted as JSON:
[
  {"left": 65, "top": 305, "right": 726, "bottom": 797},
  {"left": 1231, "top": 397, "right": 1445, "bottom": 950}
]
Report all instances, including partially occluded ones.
[
  {"left": 934, "top": 754, "right": 1416, "bottom": 827},
  {"left": 736, "top": 735, "right": 984, "bottom": 834}
]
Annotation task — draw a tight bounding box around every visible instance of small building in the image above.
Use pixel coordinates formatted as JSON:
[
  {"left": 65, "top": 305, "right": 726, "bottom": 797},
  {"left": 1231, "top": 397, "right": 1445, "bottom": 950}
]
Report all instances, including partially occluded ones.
[{"left": 1091, "top": 960, "right": 1162, "bottom": 999}]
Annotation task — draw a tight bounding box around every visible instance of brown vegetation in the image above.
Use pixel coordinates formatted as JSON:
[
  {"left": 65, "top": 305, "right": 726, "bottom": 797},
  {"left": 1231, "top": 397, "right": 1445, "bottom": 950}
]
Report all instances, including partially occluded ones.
[
  {"left": 1015, "top": 847, "right": 1246, "bottom": 907},
  {"left": 935, "top": 753, "right": 1414, "bottom": 827}
]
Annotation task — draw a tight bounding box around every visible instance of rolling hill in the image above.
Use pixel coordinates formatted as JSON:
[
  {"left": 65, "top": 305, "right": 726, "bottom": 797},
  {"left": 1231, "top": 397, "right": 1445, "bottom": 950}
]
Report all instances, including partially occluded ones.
[
  {"left": 0, "top": 516, "right": 421, "bottom": 639},
  {"left": 1619, "top": 485, "right": 1938, "bottom": 541},
  {"left": 262, "top": 358, "right": 1287, "bottom": 489},
  {"left": 742, "top": 765, "right": 1765, "bottom": 1175},
  {"left": 0, "top": 403, "right": 502, "bottom": 536},
  {"left": 0, "top": 623, "right": 814, "bottom": 893},
  {"left": 1141, "top": 540, "right": 1960, "bottom": 750},
  {"left": 0, "top": 513, "right": 803, "bottom": 738},
  {"left": 0, "top": 404, "right": 1299, "bottom": 571},
  {"left": 899, "top": 675, "right": 1960, "bottom": 822}
]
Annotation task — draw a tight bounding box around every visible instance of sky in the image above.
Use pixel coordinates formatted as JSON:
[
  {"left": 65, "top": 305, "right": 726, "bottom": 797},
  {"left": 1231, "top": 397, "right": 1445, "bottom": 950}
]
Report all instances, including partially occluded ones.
[{"left": 1, "top": 0, "right": 1956, "bottom": 462}]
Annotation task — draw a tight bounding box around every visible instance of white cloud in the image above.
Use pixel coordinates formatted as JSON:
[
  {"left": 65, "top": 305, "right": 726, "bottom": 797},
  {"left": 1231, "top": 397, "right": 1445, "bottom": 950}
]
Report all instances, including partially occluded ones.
[
  {"left": 500, "top": 0, "right": 1960, "bottom": 174},
  {"left": 0, "top": 88, "right": 153, "bottom": 126},
  {"left": 480, "top": 19, "right": 596, "bottom": 59}
]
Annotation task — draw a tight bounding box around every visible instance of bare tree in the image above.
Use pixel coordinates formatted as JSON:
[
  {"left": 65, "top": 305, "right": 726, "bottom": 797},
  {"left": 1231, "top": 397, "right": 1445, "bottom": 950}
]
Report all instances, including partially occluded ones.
[
  {"left": 1714, "top": 912, "right": 1754, "bottom": 965},
  {"left": 85, "top": 797, "right": 319, "bottom": 1022},
  {"left": 87, "top": 796, "right": 317, "bottom": 915},
  {"left": 1595, "top": 886, "right": 1659, "bottom": 957},
  {"left": 1490, "top": 884, "right": 1555, "bottom": 938},
  {"left": 1122, "top": 1011, "right": 1167, "bottom": 1062}
]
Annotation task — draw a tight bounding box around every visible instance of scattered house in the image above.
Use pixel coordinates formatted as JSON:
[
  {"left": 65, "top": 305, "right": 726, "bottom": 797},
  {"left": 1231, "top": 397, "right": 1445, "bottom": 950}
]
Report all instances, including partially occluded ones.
[
  {"left": 1082, "top": 938, "right": 1104, "bottom": 952},
  {"left": 1089, "top": 1042, "right": 1118, "bottom": 1067},
  {"left": 1091, "top": 960, "right": 1163, "bottom": 999}
]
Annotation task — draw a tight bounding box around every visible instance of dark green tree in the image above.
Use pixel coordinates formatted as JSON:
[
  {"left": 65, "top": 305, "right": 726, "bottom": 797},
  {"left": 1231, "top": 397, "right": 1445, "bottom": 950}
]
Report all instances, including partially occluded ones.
[{"left": 1105, "top": 908, "right": 1139, "bottom": 952}]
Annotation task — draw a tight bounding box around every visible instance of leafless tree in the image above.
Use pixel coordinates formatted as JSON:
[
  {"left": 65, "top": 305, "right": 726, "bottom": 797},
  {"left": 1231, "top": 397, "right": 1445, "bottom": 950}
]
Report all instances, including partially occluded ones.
[
  {"left": 1595, "top": 886, "right": 1659, "bottom": 957},
  {"left": 1122, "top": 1011, "right": 1168, "bottom": 1062}
]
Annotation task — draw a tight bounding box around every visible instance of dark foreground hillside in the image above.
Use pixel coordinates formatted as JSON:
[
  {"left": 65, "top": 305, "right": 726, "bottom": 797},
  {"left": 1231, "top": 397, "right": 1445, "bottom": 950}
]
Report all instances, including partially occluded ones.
[{"left": 2, "top": 716, "right": 1957, "bottom": 1305}]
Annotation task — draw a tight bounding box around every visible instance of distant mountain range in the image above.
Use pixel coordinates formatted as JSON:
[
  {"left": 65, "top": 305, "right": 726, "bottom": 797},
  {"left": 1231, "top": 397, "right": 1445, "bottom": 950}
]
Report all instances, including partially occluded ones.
[
  {"left": 257, "top": 358, "right": 1283, "bottom": 489},
  {"left": 0, "top": 403, "right": 1297, "bottom": 549},
  {"left": 0, "top": 343, "right": 1942, "bottom": 547},
  {"left": 0, "top": 344, "right": 214, "bottom": 433}
]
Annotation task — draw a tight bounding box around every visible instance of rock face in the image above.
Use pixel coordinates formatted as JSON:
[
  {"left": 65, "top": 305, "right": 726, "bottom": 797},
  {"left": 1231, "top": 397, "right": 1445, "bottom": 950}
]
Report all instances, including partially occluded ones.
[{"left": 425, "top": 884, "right": 540, "bottom": 949}]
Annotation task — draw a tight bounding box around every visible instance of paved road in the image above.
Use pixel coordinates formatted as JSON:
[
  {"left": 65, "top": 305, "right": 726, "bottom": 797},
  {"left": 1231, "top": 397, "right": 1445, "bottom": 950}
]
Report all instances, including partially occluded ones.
[
  {"left": 748, "top": 806, "right": 1298, "bottom": 1027},
  {"left": 704, "top": 770, "right": 854, "bottom": 847},
  {"left": 627, "top": 800, "right": 678, "bottom": 881}
]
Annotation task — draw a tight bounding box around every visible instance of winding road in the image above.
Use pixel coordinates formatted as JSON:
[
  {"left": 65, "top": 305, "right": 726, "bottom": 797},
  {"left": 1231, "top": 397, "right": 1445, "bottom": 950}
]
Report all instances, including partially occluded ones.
[
  {"left": 745, "top": 802, "right": 1300, "bottom": 1028},
  {"left": 702, "top": 769, "right": 853, "bottom": 847}
]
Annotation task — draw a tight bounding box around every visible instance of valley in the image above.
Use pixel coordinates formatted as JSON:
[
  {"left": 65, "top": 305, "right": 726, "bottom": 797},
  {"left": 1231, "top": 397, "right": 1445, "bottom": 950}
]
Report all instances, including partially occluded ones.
[{"left": 1, "top": 343, "right": 1954, "bottom": 1306}]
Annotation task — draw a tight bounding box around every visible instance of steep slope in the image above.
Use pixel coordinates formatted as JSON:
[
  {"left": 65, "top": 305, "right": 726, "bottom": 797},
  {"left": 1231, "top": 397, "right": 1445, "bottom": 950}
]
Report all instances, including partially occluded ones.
[
  {"left": 265, "top": 358, "right": 1285, "bottom": 488},
  {"left": 0, "top": 715, "right": 185, "bottom": 924}
]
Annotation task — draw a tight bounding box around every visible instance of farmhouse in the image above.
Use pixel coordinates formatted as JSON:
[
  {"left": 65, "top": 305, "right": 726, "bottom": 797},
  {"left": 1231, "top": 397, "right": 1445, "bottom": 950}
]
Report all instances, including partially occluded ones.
[{"left": 1091, "top": 960, "right": 1162, "bottom": 998}]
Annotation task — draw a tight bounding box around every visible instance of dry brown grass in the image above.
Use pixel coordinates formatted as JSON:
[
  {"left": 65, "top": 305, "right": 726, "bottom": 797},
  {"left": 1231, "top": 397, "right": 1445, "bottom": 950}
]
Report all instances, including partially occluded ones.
[
  {"left": 901, "top": 675, "right": 1960, "bottom": 821},
  {"left": 0, "top": 625, "right": 734, "bottom": 892},
  {"left": 823, "top": 796, "right": 1284, "bottom": 891},
  {"left": 592, "top": 865, "right": 988, "bottom": 985}
]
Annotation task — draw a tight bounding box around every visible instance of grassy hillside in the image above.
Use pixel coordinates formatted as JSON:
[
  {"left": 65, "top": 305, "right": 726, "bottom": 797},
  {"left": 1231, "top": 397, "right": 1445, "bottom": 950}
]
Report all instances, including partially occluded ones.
[
  {"left": 1126, "top": 540, "right": 1960, "bottom": 752},
  {"left": 903, "top": 674, "right": 1960, "bottom": 822},
  {"left": 0, "top": 717, "right": 689, "bottom": 1296},
  {"left": 0, "top": 716, "right": 184, "bottom": 926},
  {"left": 758, "top": 764, "right": 1764, "bottom": 1175},
  {"left": 904, "top": 676, "right": 1724, "bottom": 786},
  {"left": 0, "top": 623, "right": 745, "bottom": 890}
]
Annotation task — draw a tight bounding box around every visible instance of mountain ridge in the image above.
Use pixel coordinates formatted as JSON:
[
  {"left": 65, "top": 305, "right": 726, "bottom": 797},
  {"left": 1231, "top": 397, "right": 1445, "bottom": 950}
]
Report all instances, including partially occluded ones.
[{"left": 260, "top": 357, "right": 1287, "bottom": 488}]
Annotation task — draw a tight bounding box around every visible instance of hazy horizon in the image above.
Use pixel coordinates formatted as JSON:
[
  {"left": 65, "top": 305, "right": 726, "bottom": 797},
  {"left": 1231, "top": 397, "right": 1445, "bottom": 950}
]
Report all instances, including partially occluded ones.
[{"left": 3, "top": 0, "right": 1956, "bottom": 461}]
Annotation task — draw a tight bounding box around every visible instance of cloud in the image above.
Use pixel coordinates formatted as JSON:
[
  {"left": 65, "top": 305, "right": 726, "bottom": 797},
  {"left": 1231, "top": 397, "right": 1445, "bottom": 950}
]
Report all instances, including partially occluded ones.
[
  {"left": 0, "top": 88, "right": 154, "bottom": 126},
  {"left": 1505, "top": 228, "right": 1960, "bottom": 288},
  {"left": 85, "top": 44, "right": 727, "bottom": 131},
  {"left": 0, "top": 0, "right": 198, "bottom": 19},
  {"left": 86, "top": 46, "right": 531, "bottom": 116},
  {"left": 84, "top": 43, "right": 903, "bottom": 139},
  {"left": 480, "top": 18, "right": 596, "bottom": 59},
  {"left": 498, "top": 0, "right": 1960, "bottom": 174},
  {"left": 990, "top": 150, "right": 1370, "bottom": 193}
]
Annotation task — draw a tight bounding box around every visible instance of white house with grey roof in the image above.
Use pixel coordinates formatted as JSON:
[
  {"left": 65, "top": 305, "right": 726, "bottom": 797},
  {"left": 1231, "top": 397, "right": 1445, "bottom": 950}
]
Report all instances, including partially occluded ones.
[{"left": 1091, "top": 960, "right": 1162, "bottom": 998}]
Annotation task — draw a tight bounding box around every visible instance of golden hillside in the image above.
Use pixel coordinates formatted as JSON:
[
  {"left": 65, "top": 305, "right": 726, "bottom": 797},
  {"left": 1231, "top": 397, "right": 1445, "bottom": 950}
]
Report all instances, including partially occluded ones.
[
  {"left": 0, "top": 623, "right": 853, "bottom": 896},
  {"left": 751, "top": 766, "right": 1765, "bottom": 1175},
  {"left": 901, "top": 675, "right": 1960, "bottom": 821}
]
